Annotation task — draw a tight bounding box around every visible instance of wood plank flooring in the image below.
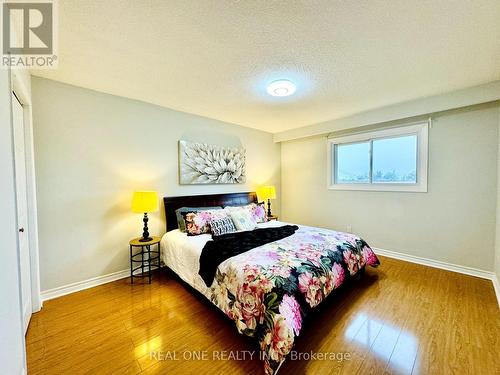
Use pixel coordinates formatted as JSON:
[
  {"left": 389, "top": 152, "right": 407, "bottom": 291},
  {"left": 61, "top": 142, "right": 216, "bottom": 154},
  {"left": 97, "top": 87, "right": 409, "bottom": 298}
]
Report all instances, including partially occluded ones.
[{"left": 26, "top": 256, "right": 500, "bottom": 375}]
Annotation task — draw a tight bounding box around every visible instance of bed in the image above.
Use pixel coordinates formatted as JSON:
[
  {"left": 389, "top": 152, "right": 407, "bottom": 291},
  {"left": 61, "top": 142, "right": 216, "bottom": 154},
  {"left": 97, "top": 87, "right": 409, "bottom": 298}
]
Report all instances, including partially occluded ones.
[{"left": 161, "top": 192, "right": 380, "bottom": 374}]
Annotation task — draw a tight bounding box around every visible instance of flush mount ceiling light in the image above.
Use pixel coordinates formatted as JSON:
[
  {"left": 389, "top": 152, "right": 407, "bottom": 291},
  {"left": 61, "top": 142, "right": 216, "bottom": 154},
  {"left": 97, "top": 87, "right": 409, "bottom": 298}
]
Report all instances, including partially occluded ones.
[{"left": 266, "top": 80, "right": 296, "bottom": 97}]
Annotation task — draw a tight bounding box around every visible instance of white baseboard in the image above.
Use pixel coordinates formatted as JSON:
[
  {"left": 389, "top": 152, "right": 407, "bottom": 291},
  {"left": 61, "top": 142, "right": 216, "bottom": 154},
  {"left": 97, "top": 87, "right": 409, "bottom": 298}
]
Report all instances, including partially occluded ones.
[
  {"left": 40, "top": 269, "right": 129, "bottom": 302},
  {"left": 492, "top": 274, "right": 500, "bottom": 309},
  {"left": 373, "top": 247, "right": 495, "bottom": 279},
  {"left": 374, "top": 247, "right": 500, "bottom": 308}
]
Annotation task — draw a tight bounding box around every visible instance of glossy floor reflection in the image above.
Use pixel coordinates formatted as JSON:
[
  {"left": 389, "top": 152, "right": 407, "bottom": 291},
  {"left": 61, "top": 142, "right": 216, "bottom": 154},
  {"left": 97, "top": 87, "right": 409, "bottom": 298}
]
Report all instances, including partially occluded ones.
[
  {"left": 27, "top": 256, "right": 500, "bottom": 374},
  {"left": 345, "top": 313, "right": 418, "bottom": 373}
]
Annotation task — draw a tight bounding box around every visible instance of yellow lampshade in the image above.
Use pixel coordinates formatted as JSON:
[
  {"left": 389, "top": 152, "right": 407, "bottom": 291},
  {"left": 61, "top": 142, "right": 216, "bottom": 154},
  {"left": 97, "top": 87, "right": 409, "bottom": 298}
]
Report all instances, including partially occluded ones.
[
  {"left": 131, "top": 191, "right": 159, "bottom": 213},
  {"left": 257, "top": 185, "right": 276, "bottom": 201}
]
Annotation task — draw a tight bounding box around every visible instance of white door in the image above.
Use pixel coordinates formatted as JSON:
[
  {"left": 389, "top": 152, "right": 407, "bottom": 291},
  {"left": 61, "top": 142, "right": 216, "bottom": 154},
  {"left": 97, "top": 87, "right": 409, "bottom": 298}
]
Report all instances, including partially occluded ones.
[{"left": 12, "top": 92, "right": 32, "bottom": 333}]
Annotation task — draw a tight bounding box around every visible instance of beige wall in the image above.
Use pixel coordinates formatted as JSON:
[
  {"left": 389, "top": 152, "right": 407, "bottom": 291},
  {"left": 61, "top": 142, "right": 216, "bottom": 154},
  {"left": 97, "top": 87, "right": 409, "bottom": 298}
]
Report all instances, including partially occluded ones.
[
  {"left": 281, "top": 103, "right": 499, "bottom": 271},
  {"left": 32, "top": 77, "right": 281, "bottom": 291}
]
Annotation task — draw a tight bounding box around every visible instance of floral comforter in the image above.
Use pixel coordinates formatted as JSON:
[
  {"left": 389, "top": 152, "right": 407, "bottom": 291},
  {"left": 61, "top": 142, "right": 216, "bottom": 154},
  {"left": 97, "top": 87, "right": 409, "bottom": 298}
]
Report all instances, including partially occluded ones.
[{"left": 208, "top": 225, "right": 380, "bottom": 374}]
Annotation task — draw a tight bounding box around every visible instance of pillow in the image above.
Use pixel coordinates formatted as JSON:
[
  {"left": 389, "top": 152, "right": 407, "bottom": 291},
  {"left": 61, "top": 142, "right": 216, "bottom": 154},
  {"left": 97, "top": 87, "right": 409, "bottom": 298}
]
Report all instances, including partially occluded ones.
[
  {"left": 184, "top": 209, "right": 228, "bottom": 236},
  {"left": 175, "top": 206, "right": 222, "bottom": 232},
  {"left": 250, "top": 202, "right": 267, "bottom": 224},
  {"left": 229, "top": 209, "right": 257, "bottom": 231},
  {"left": 210, "top": 216, "right": 237, "bottom": 236},
  {"left": 225, "top": 203, "right": 267, "bottom": 224}
]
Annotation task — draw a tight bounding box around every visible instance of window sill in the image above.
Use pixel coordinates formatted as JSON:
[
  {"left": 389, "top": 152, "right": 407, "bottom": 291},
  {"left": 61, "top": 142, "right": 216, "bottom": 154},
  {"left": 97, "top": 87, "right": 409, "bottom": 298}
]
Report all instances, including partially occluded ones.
[{"left": 328, "top": 183, "right": 428, "bottom": 192}]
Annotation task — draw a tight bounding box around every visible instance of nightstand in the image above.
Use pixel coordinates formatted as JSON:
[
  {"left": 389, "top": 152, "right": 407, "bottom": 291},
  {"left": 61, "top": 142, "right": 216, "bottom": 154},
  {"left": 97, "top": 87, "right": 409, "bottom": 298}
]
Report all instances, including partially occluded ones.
[
  {"left": 268, "top": 215, "right": 278, "bottom": 221},
  {"left": 129, "top": 236, "right": 161, "bottom": 284}
]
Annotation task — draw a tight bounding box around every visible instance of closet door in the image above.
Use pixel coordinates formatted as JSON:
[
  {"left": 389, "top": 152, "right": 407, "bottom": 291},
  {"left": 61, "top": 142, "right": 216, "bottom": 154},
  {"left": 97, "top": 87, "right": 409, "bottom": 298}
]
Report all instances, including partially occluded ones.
[{"left": 12, "top": 92, "right": 32, "bottom": 333}]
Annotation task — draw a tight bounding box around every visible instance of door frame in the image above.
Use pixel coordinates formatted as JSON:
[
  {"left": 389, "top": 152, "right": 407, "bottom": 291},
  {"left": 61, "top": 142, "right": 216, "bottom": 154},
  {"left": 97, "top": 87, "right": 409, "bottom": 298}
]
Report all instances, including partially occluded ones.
[{"left": 10, "top": 70, "right": 42, "bottom": 313}]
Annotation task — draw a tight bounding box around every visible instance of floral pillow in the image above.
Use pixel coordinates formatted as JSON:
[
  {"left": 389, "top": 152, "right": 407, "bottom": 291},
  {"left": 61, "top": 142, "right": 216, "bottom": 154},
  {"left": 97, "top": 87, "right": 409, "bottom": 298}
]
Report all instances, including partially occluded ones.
[
  {"left": 183, "top": 209, "right": 228, "bottom": 236},
  {"left": 228, "top": 209, "right": 257, "bottom": 231},
  {"left": 251, "top": 202, "right": 267, "bottom": 223},
  {"left": 225, "top": 203, "right": 267, "bottom": 224},
  {"left": 175, "top": 206, "right": 222, "bottom": 232}
]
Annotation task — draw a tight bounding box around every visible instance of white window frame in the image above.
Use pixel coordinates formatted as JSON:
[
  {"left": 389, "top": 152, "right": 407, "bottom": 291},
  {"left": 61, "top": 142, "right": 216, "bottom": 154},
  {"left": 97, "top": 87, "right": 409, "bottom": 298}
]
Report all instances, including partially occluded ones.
[{"left": 327, "top": 122, "right": 428, "bottom": 192}]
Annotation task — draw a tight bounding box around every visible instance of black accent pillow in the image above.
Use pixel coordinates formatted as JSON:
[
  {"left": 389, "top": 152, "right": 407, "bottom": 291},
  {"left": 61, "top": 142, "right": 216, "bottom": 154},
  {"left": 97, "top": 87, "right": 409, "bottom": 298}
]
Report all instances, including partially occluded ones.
[{"left": 210, "top": 216, "right": 237, "bottom": 236}]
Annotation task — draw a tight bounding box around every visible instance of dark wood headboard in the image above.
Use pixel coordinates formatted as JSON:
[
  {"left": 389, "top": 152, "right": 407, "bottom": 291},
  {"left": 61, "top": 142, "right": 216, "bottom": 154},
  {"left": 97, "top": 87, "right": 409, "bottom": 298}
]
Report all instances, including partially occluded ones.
[{"left": 163, "top": 192, "right": 258, "bottom": 232}]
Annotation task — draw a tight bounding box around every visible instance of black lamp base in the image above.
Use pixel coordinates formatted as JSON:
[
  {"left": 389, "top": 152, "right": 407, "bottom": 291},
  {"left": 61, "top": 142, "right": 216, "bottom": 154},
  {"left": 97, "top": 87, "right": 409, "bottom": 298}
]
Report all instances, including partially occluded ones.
[
  {"left": 139, "top": 213, "right": 152, "bottom": 242},
  {"left": 267, "top": 199, "right": 272, "bottom": 217}
]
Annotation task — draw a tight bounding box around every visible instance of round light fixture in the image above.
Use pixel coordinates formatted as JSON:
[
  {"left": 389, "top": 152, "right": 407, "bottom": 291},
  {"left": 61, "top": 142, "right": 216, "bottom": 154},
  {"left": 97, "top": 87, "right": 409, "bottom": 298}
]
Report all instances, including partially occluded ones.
[{"left": 266, "top": 80, "right": 296, "bottom": 97}]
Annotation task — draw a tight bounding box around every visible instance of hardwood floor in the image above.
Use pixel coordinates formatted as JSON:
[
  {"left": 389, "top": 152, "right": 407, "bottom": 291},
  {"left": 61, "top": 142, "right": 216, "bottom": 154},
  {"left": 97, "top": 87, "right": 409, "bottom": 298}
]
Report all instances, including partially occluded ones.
[{"left": 27, "top": 256, "right": 500, "bottom": 375}]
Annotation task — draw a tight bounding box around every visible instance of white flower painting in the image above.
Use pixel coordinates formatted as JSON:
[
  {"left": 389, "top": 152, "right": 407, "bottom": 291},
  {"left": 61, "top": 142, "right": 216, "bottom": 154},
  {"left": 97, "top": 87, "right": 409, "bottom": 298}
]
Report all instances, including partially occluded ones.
[{"left": 179, "top": 141, "right": 246, "bottom": 184}]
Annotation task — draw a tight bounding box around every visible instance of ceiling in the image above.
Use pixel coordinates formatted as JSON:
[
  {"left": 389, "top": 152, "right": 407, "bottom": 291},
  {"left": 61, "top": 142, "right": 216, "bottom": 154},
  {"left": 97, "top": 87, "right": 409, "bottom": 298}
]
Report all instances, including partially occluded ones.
[{"left": 33, "top": 0, "right": 500, "bottom": 133}]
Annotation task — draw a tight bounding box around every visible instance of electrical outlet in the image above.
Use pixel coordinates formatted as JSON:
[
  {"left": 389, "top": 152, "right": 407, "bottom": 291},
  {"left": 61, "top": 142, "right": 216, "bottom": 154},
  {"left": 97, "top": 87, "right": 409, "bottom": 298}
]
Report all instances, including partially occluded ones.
[{"left": 346, "top": 224, "right": 352, "bottom": 233}]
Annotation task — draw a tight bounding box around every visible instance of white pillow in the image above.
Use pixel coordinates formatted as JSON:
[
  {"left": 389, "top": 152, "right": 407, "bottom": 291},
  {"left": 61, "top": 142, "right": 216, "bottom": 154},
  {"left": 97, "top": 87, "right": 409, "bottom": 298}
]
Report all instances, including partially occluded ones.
[{"left": 229, "top": 209, "right": 257, "bottom": 231}]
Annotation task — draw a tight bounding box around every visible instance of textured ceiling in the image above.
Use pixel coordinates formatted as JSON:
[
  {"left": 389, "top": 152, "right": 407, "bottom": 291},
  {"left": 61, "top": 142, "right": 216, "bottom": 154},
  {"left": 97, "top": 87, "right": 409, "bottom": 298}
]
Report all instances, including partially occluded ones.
[{"left": 33, "top": 0, "right": 500, "bottom": 133}]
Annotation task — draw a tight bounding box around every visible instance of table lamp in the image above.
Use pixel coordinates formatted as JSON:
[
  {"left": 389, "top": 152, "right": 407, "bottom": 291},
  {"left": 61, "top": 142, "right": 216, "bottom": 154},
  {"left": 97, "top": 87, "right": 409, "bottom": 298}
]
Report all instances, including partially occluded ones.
[
  {"left": 131, "top": 191, "right": 159, "bottom": 242},
  {"left": 257, "top": 185, "right": 276, "bottom": 217}
]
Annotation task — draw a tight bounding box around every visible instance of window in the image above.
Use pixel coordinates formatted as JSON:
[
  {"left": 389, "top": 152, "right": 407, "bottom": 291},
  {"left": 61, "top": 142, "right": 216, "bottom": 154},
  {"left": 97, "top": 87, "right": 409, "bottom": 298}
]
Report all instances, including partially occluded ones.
[{"left": 327, "top": 122, "right": 428, "bottom": 192}]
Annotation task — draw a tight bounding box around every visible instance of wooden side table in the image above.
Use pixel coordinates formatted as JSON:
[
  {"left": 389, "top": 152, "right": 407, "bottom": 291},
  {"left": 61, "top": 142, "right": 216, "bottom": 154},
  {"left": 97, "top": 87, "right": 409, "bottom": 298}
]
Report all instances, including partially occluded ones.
[
  {"left": 129, "top": 236, "right": 161, "bottom": 284},
  {"left": 268, "top": 215, "right": 278, "bottom": 221}
]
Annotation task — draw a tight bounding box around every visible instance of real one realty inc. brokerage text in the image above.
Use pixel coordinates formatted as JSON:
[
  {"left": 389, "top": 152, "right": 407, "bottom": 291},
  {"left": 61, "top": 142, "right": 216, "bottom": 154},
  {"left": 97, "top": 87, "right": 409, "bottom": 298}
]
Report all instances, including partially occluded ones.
[{"left": 150, "top": 350, "right": 352, "bottom": 362}]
